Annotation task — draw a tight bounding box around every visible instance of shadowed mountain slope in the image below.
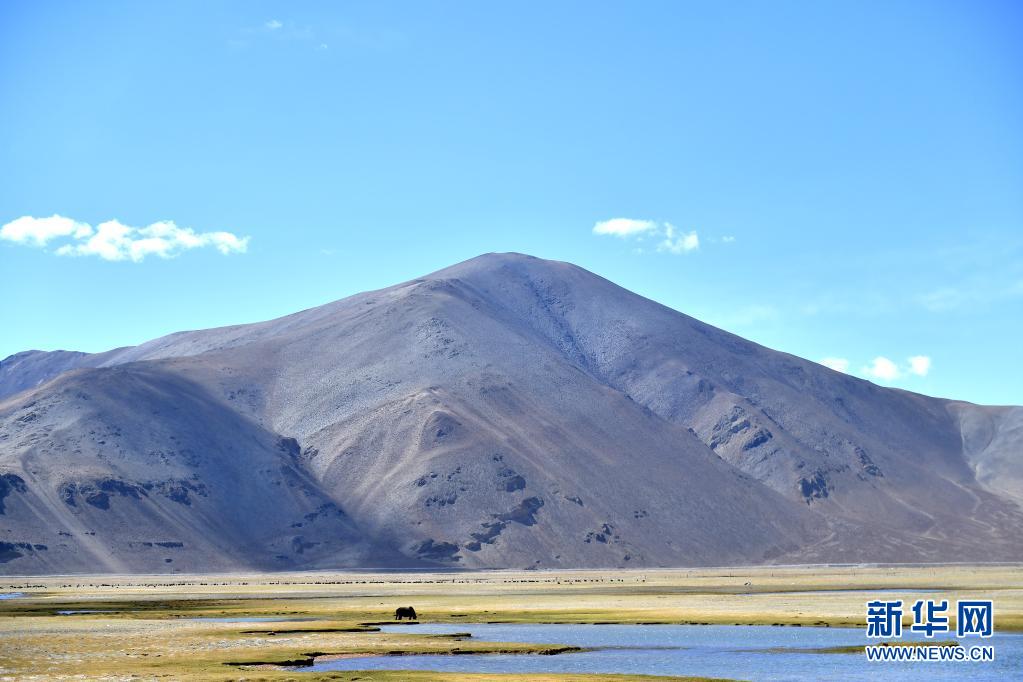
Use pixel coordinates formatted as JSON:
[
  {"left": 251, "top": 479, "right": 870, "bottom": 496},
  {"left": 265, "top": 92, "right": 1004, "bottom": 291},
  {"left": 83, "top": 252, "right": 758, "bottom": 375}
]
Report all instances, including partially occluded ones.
[{"left": 1, "top": 253, "right": 1020, "bottom": 573}]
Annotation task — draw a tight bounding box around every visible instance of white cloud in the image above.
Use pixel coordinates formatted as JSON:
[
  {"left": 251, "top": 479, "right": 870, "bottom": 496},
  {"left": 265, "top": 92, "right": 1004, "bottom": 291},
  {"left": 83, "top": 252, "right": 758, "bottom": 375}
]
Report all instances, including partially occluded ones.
[
  {"left": 822, "top": 354, "right": 932, "bottom": 382},
  {"left": 908, "top": 355, "right": 932, "bottom": 377},
  {"left": 0, "top": 215, "right": 93, "bottom": 246},
  {"left": 265, "top": 19, "right": 283, "bottom": 30},
  {"left": 820, "top": 357, "right": 850, "bottom": 373},
  {"left": 593, "top": 217, "right": 700, "bottom": 255},
  {"left": 1, "top": 215, "right": 249, "bottom": 262},
  {"left": 825, "top": 354, "right": 933, "bottom": 382},
  {"left": 722, "top": 235, "right": 736, "bottom": 243},
  {"left": 658, "top": 223, "right": 699, "bottom": 254},
  {"left": 863, "top": 356, "right": 901, "bottom": 381},
  {"left": 592, "top": 218, "right": 658, "bottom": 237}
]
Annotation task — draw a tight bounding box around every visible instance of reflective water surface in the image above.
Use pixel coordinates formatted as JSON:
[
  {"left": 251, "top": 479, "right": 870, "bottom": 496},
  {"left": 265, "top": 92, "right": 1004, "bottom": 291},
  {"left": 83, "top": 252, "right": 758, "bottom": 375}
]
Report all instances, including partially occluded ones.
[{"left": 302, "top": 622, "right": 1021, "bottom": 680}]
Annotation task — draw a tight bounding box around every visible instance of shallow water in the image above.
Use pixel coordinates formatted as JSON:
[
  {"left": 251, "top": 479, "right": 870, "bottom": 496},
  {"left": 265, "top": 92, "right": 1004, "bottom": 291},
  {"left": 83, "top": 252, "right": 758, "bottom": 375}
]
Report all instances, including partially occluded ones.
[
  {"left": 302, "top": 623, "right": 1021, "bottom": 680},
  {"left": 0, "top": 593, "right": 25, "bottom": 600}
]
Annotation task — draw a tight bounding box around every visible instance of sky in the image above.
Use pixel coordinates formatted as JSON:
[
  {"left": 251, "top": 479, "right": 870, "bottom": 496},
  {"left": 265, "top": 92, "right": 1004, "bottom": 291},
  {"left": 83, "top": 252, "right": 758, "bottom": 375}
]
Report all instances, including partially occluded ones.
[{"left": 1, "top": 1, "right": 1021, "bottom": 405}]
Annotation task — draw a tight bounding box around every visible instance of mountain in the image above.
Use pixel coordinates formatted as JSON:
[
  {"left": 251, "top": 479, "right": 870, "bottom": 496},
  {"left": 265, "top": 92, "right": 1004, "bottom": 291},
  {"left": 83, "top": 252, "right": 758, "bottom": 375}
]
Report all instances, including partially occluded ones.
[{"left": 1, "top": 253, "right": 1021, "bottom": 574}]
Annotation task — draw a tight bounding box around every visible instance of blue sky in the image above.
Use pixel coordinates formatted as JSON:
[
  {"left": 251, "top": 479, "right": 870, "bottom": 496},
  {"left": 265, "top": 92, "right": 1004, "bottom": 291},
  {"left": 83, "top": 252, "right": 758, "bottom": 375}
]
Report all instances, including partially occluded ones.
[{"left": 1, "top": 1, "right": 1021, "bottom": 405}]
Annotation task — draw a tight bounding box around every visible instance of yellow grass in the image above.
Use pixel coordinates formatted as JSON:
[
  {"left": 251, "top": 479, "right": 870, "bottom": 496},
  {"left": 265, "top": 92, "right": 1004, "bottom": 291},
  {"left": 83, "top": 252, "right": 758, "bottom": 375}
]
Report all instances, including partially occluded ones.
[{"left": 0, "top": 564, "right": 1019, "bottom": 680}]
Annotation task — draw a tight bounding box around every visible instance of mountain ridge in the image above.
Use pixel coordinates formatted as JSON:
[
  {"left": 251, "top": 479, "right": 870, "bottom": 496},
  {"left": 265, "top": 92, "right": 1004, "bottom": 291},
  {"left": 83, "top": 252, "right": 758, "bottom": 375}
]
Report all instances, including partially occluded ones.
[{"left": 2, "top": 252, "right": 1020, "bottom": 573}]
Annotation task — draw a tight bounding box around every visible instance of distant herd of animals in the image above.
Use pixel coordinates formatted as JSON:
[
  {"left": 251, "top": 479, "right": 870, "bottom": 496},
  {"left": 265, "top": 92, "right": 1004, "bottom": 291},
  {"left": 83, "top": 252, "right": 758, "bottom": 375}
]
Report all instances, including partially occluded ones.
[{"left": 395, "top": 606, "right": 418, "bottom": 620}]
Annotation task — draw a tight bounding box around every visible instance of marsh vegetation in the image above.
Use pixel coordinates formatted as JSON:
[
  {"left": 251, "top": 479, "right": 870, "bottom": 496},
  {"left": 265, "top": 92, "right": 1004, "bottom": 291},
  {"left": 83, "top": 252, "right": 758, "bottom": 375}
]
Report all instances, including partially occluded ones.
[{"left": 1, "top": 564, "right": 1019, "bottom": 680}]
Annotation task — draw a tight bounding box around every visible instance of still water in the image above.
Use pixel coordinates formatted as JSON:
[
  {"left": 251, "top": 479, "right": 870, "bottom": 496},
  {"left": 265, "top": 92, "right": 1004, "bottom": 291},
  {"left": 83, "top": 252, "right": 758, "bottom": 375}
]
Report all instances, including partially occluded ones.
[{"left": 302, "top": 622, "right": 1021, "bottom": 680}]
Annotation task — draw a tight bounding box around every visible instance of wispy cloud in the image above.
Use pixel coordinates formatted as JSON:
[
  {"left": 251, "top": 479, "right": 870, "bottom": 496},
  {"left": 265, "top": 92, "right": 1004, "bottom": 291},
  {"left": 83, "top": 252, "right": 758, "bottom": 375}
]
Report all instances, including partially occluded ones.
[
  {"left": 659, "top": 223, "right": 699, "bottom": 254},
  {"left": 593, "top": 218, "right": 699, "bottom": 255},
  {"left": 593, "top": 218, "right": 658, "bottom": 237},
  {"left": 918, "top": 279, "right": 1023, "bottom": 312},
  {"left": 702, "top": 304, "right": 779, "bottom": 331},
  {"left": 234, "top": 18, "right": 401, "bottom": 53},
  {"left": 233, "top": 18, "right": 317, "bottom": 50},
  {"left": 918, "top": 286, "right": 971, "bottom": 312},
  {"left": 0, "top": 215, "right": 249, "bottom": 262},
  {"left": 819, "top": 357, "right": 850, "bottom": 373}
]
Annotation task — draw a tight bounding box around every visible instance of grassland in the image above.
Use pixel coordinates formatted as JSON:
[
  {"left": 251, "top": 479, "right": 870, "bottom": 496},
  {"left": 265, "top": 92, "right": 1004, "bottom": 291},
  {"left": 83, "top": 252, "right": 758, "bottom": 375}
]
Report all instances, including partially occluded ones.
[{"left": 0, "top": 564, "right": 1020, "bottom": 680}]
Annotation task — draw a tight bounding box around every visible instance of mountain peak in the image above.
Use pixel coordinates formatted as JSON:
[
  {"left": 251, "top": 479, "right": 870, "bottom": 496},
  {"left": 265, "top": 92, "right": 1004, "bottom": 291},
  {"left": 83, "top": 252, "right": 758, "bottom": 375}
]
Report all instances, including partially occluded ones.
[
  {"left": 427, "top": 251, "right": 574, "bottom": 279},
  {"left": 1, "top": 254, "right": 1021, "bottom": 574}
]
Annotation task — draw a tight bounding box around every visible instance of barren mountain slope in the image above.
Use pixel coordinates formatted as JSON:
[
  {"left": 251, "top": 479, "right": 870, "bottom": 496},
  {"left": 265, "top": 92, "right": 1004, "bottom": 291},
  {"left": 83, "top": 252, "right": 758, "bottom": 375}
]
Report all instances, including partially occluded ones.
[
  {"left": 0, "top": 365, "right": 397, "bottom": 573},
  {"left": 1, "top": 253, "right": 1020, "bottom": 573}
]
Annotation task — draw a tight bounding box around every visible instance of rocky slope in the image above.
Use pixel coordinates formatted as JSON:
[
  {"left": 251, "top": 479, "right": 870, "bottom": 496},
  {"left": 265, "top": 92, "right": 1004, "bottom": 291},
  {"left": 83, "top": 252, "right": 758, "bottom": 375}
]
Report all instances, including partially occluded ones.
[{"left": 1, "top": 253, "right": 1020, "bottom": 573}]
